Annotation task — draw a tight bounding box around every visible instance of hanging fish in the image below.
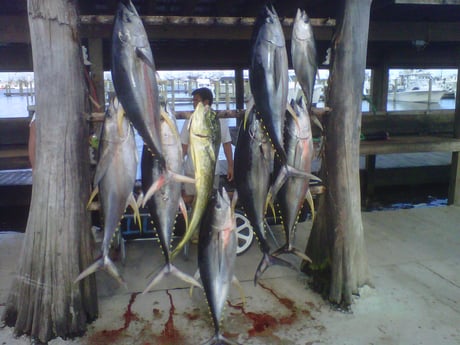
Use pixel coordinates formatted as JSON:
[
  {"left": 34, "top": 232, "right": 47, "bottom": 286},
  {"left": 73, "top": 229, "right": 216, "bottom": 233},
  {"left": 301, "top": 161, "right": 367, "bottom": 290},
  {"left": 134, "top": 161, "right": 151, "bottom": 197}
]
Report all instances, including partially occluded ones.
[
  {"left": 272, "top": 98, "right": 314, "bottom": 263},
  {"left": 198, "top": 188, "right": 240, "bottom": 345},
  {"left": 141, "top": 102, "right": 201, "bottom": 292},
  {"left": 111, "top": 0, "right": 165, "bottom": 171},
  {"left": 234, "top": 106, "right": 297, "bottom": 285},
  {"left": 75, "top": 97, "right": 138, "bottom": 287}
]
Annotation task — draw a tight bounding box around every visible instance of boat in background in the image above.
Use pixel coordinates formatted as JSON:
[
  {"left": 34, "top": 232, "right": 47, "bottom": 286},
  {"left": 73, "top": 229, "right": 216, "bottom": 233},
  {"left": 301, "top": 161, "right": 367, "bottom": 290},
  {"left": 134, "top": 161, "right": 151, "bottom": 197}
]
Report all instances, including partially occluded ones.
[{"left": 388, "top": 72, "right": 446, "bottom": 103}]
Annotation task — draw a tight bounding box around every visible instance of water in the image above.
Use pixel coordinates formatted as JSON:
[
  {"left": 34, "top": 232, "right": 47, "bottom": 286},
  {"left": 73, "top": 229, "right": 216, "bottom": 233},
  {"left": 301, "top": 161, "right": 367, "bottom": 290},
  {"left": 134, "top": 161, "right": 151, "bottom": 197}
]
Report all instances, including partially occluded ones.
[{"left": 0, "top": 90, "right": 33, "bottom": 118}]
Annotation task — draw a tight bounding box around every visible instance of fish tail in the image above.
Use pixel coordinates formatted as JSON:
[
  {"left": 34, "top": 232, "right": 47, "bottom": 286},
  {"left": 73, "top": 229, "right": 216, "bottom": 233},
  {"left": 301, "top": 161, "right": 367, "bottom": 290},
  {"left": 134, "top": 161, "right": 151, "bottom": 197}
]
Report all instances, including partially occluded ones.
[
  {"left": 272, "top": 244, "right": 313, "bottom": 263},
  {"left": 254, "top": 252, "right": 298, "bottom": 286},
  {"left": 142, "top": 263, "right": 202, "bottom": 294},
  {"left": 74, "top": 256, "right": 127, "bottom": 288},
  {"left": 203, "top": 333, "right": 241, "bottom": 345}
]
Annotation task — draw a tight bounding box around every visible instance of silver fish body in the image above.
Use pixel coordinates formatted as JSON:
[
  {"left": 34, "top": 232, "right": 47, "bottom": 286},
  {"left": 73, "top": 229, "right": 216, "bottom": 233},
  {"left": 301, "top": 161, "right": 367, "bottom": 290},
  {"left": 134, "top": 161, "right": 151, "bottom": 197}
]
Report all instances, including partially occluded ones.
[
  {"left": 234, "top": 107, "right": 296, "bottom": 285},
  {"left": 171, "top": 102, "right": 220, "bottom": 258},
  {"left": 198, "top": 188, "right": 238, "bottom": 345},
  {"left": 142, "top": 103, "right": 201, "bottom": 291},
  {"left": 249, "top": 4, "right": 289, "bottom": 165},
  {"left": 276, "top": 99, "right": 314, "bottom": 253},
  {"left": 111, "top": 0, "right": 164, "bottom": 168},
  {"left": 75, "top": 97, "right": 137, "bottom": 286},
  {"left": 291, "top": 8, "right": 318, "bottom": 109}
]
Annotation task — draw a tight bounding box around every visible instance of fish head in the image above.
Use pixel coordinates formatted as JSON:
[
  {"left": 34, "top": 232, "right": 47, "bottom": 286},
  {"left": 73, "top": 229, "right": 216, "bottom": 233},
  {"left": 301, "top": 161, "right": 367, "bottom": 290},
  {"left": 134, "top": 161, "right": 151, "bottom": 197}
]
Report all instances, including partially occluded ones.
[
  {"left": 254, "top": 5, "right": 285, "bottom": 48},
  {"left": 104, "top": 96, "right": 129, "bottom": 137},
  {"left": 292, "top": 9, "right": 312, "bottom": 41},
  {"left": 214, "top": 188, "right": 236, "bottom": 238},
  {"left": 190, "top": 102, "right": 218, "bottom": 139},
  {"left": 159, "top": 102, "right": 180, "bottom": 146},
  {"left": 115, "top": 0, "right": 148, "bottom": 48},
  {"left": 290, "top": 97, "right": 312, "bottom": 140}
]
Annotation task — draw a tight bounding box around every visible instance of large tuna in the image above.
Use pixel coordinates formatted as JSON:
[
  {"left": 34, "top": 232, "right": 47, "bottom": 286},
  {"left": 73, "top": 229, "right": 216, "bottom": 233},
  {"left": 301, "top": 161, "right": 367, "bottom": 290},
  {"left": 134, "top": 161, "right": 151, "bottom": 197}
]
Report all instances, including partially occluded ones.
[
  {"left": 250, "top": 5, "right": 319, "bottom": 199},
  {"left": 249, "top": 4, "right": 289, "bottom": 166},
  {"left": 272, "top": 98, "right": 314, "bottom": 263},
  {"left": 198, "top": 188, "right": 240, "bottom": 345},
  {"left": 234, "top": 107, "right": 296, "bottom": 285},
  {"left": 75, "top": 97, "right": 138, "bottom": 286},
  {"left": 171, "top": 102, "right": 220, "bottom": 258},
  {"left": 111, "top": 0, "right": 165, "bottom": 171},
  {"left": 141, "top": 103, "right": 201, "bottom": 292},
  {"left": 291, "top": 8, "right": 318, "bottom": 110}
]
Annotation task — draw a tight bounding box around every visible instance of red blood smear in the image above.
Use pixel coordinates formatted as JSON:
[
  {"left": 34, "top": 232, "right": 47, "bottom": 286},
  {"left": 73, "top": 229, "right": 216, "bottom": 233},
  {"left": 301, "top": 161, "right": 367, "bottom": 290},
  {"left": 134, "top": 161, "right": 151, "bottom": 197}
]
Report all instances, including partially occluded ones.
[
  {"left": 227, "top": 300, "right": 277, "bottom": 336},
  {"left": 157, "top": 289, "right": 185, "bottom": 344},
  {"left": 88, "top": 292, "right": 140, "bottom": 344},
  {"left": 227, "top": 283, "right": 300, "bottom": 337}
]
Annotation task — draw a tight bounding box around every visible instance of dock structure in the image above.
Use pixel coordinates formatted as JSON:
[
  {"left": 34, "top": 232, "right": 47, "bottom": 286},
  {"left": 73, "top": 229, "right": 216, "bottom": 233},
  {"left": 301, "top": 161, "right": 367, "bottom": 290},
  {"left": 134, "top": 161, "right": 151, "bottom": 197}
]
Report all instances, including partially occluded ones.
[{"left": 1, "top": 3, "right": 459, "bottom": 206}]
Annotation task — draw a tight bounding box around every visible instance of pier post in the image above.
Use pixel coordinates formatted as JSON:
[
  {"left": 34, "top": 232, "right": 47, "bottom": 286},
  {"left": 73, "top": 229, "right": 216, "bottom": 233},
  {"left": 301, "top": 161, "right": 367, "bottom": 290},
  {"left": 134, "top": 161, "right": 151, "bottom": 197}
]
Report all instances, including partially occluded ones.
[{"left": 448, "top": 58, "right": 460, "bottom": 205}]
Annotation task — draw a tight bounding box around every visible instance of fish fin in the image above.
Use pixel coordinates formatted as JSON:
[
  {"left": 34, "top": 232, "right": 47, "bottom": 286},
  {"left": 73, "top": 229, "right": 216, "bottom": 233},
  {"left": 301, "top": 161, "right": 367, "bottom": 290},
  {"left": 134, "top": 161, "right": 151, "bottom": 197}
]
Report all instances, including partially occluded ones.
[
  {"left": 105, "top": 256, "right": 129, "bottom": 289},
  {"left": 254, "top": 253, "right": 298, "bottom": 286},
  {"left": 179, "top": 197, "right": 189, "bottom": 231},
  {"left": 142, "top": 264, "right": 202, "bottom": 294},
  {"left": 142, "top": 173, "right": 168, "bottom": 207},
  {"left": 202, "top": 334, "right": 241, "bottom": 345},
  {"left": 160, "top": 107, "right": 180, "bottom": 139},
  {"left": 136, "top": 191, "right": 144, "bottom": 210},
  {"left": 93, "top": 146, "right": 116, "bottom": 186},
  {"left": 312, "top": 114, "right": 324, "bottom": 132},
  {"left": 264, "top": 187, "right": 277, "bottom": 221},
  {"left": 116, "top": 101, "right": 125, "bottom": 136},
  {"left": 272, "top": 164, "right": 321, "bottom": 199},
  {"left": 170, "top": 171, "right": 195, "bottom": 185},
  {"left": 74, "top": 256, "right": 127, "bottom": 289},
  {"left": 243, "top": 98, "right": 254, "bottom": 130},
  {"left": 231, "top": 190, "right": 238, "bottom": 213},
  {"left": 135, "top": 47, "right": 156, "bottom": 70},
  {"left": 232, "top": 275, "right": 246, "bottom": 308},
  {"left": 271, "top": 245, "right": 313, "bottom": 263},
  {"left": 286, "top": 164, "right": 322, "bottom": 182},
  {"left": 286, "top": 101, "right": 301, "bottom": 132},
  {"left": 127, "top": 192, "right": 142, "bottom": 231},
  {"left": 305, "top": 189, "right": 315, "bottom": 222},
  {"left": 189, "top": 269, "right": 201, "bottom": 297},
  {"left": 87, "top": 185, "right": 99, "bottom": 209},
  {"left": 74, "top": 258, "right": 104, "bottom": 284}
]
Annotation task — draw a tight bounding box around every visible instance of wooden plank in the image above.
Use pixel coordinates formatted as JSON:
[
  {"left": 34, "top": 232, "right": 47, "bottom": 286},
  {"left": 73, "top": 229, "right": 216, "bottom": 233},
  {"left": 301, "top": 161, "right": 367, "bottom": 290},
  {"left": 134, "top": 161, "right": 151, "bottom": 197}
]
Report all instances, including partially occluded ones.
[{"left": 360, "top": 136, "right": 460, "bottom": 155}]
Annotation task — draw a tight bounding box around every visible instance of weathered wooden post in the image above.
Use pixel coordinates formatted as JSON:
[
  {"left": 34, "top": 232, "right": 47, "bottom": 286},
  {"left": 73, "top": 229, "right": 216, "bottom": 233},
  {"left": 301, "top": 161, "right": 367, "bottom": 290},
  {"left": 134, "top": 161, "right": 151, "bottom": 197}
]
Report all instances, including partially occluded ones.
[
  {"left": 302, "top": 0, "right": 372, "bottom": 308},
  {"left": 1, "top": 0, "right": 98, "bottom": 342}
]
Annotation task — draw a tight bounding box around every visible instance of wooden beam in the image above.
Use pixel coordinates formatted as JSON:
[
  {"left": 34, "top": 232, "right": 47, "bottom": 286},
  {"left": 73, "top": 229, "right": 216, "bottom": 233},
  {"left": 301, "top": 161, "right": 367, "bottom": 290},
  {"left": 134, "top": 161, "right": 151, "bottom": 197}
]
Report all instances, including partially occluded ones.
[
  {"left": 2, "top": 14, "right": 460, "bottom": 43},
  {"left": 360, "top": 135, "right": 460, "bottom": 155},
  {"left": 394, "top": 0, "right": 460, "bottom": 4}
]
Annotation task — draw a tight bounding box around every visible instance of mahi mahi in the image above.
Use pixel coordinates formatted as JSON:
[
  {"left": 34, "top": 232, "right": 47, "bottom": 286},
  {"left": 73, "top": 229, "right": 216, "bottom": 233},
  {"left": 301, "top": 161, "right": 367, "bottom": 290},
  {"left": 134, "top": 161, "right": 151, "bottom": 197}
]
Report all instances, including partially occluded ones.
[
  {"left": 141, "top": 103, "right": 201, "bottom": 292},
  {"left": 75, "top": 97, "right": 138, "bottom": 286},
  {"left": 198, "top": 188, "right": 240, "bottom": 345},
  {"left": 291, "top": 8, "right": 318, "bottom": 110},
  {"left": 234, "top": 106, "right": 297, "bottom": 286},
  {"left": 171, "top": 102, "right": 220, "bottom": 258},
  {"left": 111, "top": 0, "right": 165, "bottom": 170}
]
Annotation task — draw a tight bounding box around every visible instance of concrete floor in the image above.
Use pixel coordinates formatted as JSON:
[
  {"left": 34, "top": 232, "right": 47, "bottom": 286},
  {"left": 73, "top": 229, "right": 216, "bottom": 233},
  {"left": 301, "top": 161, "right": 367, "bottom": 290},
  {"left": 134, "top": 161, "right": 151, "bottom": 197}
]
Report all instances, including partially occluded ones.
[{"left": 1, "top": 205, "right": 460, "bottom": 345}]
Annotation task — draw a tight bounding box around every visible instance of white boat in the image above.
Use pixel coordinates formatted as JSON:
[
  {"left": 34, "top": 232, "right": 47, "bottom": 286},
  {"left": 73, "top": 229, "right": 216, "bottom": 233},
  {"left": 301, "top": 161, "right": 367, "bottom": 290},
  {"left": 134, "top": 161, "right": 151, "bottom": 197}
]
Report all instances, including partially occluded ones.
[{"left": 388, "top": 72, "right": 446, "bottom": 103}]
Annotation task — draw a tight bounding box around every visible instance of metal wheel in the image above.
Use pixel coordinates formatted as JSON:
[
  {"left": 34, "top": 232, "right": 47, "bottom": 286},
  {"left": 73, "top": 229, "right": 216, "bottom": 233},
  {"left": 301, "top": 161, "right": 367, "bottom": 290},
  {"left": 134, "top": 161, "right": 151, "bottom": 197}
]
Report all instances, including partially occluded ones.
[{"left": 235, "top": 210, "right": 255, "bottom": 256}]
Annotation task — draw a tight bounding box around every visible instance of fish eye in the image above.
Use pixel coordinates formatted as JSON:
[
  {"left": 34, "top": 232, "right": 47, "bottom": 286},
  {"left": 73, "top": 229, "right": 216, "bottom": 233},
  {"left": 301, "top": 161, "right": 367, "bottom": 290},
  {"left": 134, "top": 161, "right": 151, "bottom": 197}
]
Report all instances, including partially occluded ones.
[{"left": 265, "top": 17, "right": 273, "bottom": 24}]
